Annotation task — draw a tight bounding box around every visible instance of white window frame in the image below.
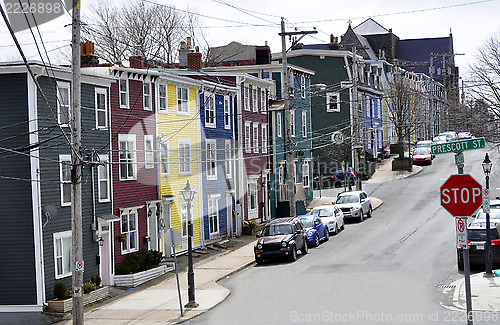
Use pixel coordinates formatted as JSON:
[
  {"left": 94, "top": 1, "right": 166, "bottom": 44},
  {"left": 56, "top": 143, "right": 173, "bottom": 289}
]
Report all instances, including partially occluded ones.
[
  {"left": 57, "top": 81, "right": 70, "bottom": 126},
  {"left": 53, "top": 230, "right": 72, "bottom": 279},
  {"left": 143, "top": 82, "right": 152, "bottom": 111},
  {"left": 118, "top": 134, "right": 136, "bottom": 181},
  {"left": 261, "top": 90, "right": 266, "bottom": 113},
  {"left": 252, "top": 88, "right": 258, "bottom": 112},
  {"left": 98, "top": 155, "right": 110, "bottom": 202},
  {"left": 205, "top": 92, "right": 216, "bottom": 128},
  {"left": 253, "top": 123, "right": 259, "bottom": 153},
  {"left": 144, "top": 135, "right": 154, "bottom": 169},
  {"left": 158, "top": 84, "right": 167, "bottom": 113},
  {"left": 59, "top": 155, "right": 71, "bottom": 207},
  {"left": 261, "top": 124, "right": 268, "bottom": 153},
  {"left": 119, "top": 79, "right": 128, "bottom": 109},
  {"left": 159, "top": 138, "right": 170, "bottom": 176},
  {"left": 208, "top": 195, "right": 220, "bottom": 237},
  {"left": 302, "top": 110, "right": 307, "bottom": 138},
  {"left": 290, "top": 110, "right": 296, "bottom": 137},
  {"left": 180, "top": 200, "right": 193, "bottom": 238},
  {"left": 225, "top": 140, "right": 232, "bottom": 178},
  {"left": 224, "top": 96, "right": 231, "bottom": 129},
  {"left": 245, "top": 122, "right": 251, "bottom": 153},
  {"left": 95, "top": 88, "right": 108, "bottom": 129},
  {"left": 301, "top": 75, "right": 306, "bottom": 99},
  {"left": 178, "top": 138, "right": 192, "bottom": 175},
  {"left": 120, "top": 208, "right": 139, "bottom": 254},
  {"left": 206, "top": 139, "right": 217, "bottom": 180},
  {"left": 244, "top": 85, "right": 250, "bottom": 111},
  {"left": 302, "top": 160, "right": 310, "bottom": 188},
  {"left": 277, "top": 112, "right": 282, "bottom": 138},
  {"left": 248, "top": 181, "right": 258, "bottom": 211},
  {"left": 326, "top": 92, "right": 341, "bottom": 112},
  {"left": 177, "top": 86, "right": 189, "bottom": 115}
]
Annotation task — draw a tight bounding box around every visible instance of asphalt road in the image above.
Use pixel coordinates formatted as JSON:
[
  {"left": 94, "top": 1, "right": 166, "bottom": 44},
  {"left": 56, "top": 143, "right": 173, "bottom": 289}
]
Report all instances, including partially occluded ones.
[{"left": 187, "top": 148, "right": 500, "bottom": 325}]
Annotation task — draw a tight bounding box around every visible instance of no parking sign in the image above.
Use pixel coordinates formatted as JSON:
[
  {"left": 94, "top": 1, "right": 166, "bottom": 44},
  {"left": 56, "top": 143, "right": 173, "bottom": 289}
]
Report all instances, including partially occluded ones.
[{"left": 455, "top": 217, "right": 468, "bottom": 249}]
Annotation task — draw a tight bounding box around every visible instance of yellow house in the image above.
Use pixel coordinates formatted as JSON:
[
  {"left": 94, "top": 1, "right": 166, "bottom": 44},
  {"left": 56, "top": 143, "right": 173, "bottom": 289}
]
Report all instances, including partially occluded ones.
[{"left": 155, "top": 73, "right": 203, "bottom": 254}]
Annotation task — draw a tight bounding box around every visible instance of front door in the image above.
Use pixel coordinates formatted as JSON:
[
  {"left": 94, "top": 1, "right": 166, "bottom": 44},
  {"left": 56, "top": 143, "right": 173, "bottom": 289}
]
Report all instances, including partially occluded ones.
[{"left": 99, "top": 222, "right": 113, "bottom": 286}]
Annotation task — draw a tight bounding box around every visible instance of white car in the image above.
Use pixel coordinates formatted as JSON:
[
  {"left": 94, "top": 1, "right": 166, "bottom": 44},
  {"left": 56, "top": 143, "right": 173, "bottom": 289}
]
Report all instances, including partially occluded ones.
[
  {"left": 310, "top": 205, "right": 345, "bottom": 234},
  {"left": 471, "top": 200, "right": 500, "bottom": 227},
  {"left": 334, "top": 191, "right": 372, "bottom": 222}
]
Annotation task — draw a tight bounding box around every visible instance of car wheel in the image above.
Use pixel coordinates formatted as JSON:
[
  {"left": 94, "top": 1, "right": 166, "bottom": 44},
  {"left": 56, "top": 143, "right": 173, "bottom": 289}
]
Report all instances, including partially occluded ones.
[
  {"left": 334, "top": 224, "right": 339, "bottom": 235},
  {"left": 255, "top": 257, "right": 264, "bottom": 265},
  {"left": 289, "top": 246, "right": 297, "bottom": 261},
  {"left": 301, "top": 242, "right": 308, "bottom": 255},
  {"left": 314, "top": 234, "right": 320, "bottom": 247},
  {"left": 324, "top": 228, "right": 330, "bottom": 241},
  {"left": 340, "top": 219, "right": 345, "bottom": 230},
  {"left": 367, "top": 206, "right": 372, "bottom": 218},
  {"left": 359, "top": 212, "right": 364, "bottom": 222}
]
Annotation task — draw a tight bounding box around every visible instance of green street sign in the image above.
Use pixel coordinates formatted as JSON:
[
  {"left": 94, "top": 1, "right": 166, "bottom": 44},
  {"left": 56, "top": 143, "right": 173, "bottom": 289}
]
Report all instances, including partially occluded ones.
[{"left": 431, "top": 138, "right": 485, "bottom": 155}]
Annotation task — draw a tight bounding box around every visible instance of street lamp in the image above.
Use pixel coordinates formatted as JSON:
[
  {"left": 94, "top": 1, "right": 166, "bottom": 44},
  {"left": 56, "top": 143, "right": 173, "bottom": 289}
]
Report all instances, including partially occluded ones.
[
  {"left": 180, "top": 180, "right": 198, "bottom": 308},
  {"left": 482, "top": 153, "right": 493, "bottom": 275}
]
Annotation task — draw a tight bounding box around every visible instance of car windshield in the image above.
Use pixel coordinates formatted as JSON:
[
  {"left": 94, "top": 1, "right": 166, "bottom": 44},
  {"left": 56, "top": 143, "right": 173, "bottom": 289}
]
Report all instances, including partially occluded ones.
[
  {"left": 336, "top": 195, "right": 359, "bottom": 204},
  {"left": 413, "top": 148, "right": 430, "bottom": 155},
  {"left": 261, "top": 224, "right": 293, "bottom": 236},
  {"left": 468, "top": 229, "right": 500, "bottom": 241},
  {"left": 300, "top": 218, "right": 314, "bottom": 228},
  {"left": 416, "top": 142, "right": 431, "bottom": 148},
  {"left": 475, "top": 211, "right": 500, "bottom": 220},
  {"left": 311, "top": 208, "right": 333, "bottom": 217}
]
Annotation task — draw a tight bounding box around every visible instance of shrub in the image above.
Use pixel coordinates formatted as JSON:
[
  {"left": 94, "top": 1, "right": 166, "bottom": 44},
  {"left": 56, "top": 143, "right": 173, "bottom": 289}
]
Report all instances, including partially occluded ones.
[
  {"left": 53, "top": 282, "right": 68, "bottom": 300},
  {"left": 90, "top": 275, "right": 101, "bottom": 287},
  {"left": 83, "top": 282, "right": 97, "bottom": 294},
  {"left": 115, "top": 249, "right": 162, "bottom": 275},
  {"left": 242, "top": 220, "right": 258, "bottom": 235}
]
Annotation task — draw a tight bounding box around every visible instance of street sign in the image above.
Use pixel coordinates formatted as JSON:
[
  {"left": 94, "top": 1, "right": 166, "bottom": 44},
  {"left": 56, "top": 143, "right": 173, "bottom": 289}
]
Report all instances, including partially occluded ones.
[
  {"left": 165, "top": 228, "right": 182, "bottom": 247},
  {"left": 431, "top": 137, "right": 485, "bottom": 155},
  {"left": 440, "top": 174, "right": 483, "bottom": 217},
  {"left": 331, "top": 131, "right": 344, "bottom": 145},
  {"left": 483, "top": 188, "right": 490, "bottom": 213},
  {"left": 455, "top": 151, "right": 464, "bottom": 165},
  {"left": 456, "top": 217, "right": 468, "bottom": 249},
  {"left": 75, "top": 260, "right": 84, "bottom": 272}
]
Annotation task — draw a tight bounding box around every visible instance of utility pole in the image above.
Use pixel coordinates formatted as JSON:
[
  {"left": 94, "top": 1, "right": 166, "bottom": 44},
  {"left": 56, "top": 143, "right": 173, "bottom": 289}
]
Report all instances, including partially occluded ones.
[
  {"left": 428, "top": 54, "right": 435, "bottom": 138},
  {"left": 71, "top": 0, "right": 83, "bottom": 323},
  {"left": 279, "top": 17, "right": 316, "bottom": 216},
  {"left": 351, "top": 47, "right": 362, "bottom": 191}
]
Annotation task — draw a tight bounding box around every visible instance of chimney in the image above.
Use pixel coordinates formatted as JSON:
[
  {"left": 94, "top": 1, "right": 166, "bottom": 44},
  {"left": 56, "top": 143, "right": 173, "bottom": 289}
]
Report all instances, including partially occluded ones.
[
  {"left": 256, "top": 43, "right": 271, "bottom": 65},
  {"left": 179, "top": 38, "right": 195, "bottom": 68},
  {"left": 187, "top": 52, "right": 203, "bottom": 70},
  {"left": 80, "top": 41, "right": 99, "bottom": 67},
  {"left": 129, "top": 55, "right": 145, "bottom": 69}
]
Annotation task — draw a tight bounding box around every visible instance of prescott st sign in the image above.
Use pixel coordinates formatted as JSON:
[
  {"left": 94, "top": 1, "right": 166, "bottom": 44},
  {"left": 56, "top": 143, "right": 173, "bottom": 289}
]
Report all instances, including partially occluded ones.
[{"left": 431, "top": 138, "right": 485, "bottom": 155}]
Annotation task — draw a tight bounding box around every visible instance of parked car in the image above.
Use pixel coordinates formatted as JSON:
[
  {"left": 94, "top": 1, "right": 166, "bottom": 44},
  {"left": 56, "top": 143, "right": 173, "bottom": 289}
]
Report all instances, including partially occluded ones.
[
  {"left": 438, "top": 131, "right": 458, "bottom": 142},
  {"left": 310, "top": 205, "right": 345, "bottom": 234},
  {"left": 457, "top": 224, "right": 500, "bottom": 270},
  {"left": 432, "top": 135, "right": 448, "bottom": 144},
  {"left": 412, "top": 147, "right": 432, "bottom": 165},
  {"left": 333, "top": 167, "right": 355, "bottom": 188},
  {"left": 254, "top": 217, "right": 308, "bottom": 264},
  {"left": 298, "top": 214, "right": 329, "bottom": 246},
  {"left": 415, "top": 140, "right": 433, "bottom": 149},
  {"left": 470, "top": 200, "right": 500, "bottom": 227},
  {"left": 334, "top": 191, "right": 372, "bottom": 222},
  {"left": 457, "top": 132, "right": 473, "bottom": 139}
]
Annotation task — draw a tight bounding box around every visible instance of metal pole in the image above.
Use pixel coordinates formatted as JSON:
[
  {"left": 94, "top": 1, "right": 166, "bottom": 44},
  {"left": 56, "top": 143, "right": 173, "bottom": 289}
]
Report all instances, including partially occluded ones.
[
  {"left": 485, "top": 174, "right": 493, "bottom": 274},
  {"left": 71, "top": 0, "right": 83, "bottom": 323},
  {"left": 317, "top": 159, "right": 322, "bottom": 198},
  {"left": 185, "top": 200, "right": 198, "bottom": 308},
  {"left": 281, "top": 17, "right": 296, "bottom": 216},
  {"left": 351, "top": 47, "right": 361, "bottom": 191},
  {"left": 170, "top": 228, "right": 183, "bottom": 317}
]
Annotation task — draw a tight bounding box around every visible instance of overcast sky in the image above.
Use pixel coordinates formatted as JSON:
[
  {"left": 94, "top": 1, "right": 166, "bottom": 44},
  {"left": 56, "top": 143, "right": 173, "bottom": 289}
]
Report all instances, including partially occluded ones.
[{"left": 1, "top": 0, "right": 499, "bottom": 77}]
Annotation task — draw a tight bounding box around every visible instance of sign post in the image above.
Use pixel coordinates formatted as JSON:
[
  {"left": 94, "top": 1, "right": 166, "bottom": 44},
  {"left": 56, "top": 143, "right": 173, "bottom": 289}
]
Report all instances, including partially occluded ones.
[{"left": 441, "top": 174, "right": 482, "bottom": 325}]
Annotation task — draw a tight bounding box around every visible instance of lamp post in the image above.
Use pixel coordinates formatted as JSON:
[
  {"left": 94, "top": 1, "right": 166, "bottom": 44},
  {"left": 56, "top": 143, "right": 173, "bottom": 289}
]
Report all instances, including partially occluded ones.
[
  {"left": 180, "top": 180, "right": 198, "bottom": 308},
  {"left": 482, "top": 153, "right": 493, "bottom": 275}
]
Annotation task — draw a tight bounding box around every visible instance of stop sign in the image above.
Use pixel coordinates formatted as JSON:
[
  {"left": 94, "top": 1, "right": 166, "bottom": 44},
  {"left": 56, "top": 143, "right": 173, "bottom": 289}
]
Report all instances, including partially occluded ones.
[{"left": 441, "top": 174, "right": 483, "bottom": 217}]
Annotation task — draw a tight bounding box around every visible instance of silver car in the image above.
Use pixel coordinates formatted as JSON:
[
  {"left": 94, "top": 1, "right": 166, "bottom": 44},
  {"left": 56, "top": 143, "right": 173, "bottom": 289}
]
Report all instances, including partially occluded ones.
[
  {"left": 334, "top": 191, "right": 372, "bottom": 222},
  {"left": 310, "top": 205, "right": 345, "bottom": 235}
]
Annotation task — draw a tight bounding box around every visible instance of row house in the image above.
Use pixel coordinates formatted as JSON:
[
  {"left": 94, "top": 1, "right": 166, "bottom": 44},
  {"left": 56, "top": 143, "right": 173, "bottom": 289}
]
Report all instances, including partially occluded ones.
[{"left": 0, "top": 61, "right": 113, "bottom": 310}]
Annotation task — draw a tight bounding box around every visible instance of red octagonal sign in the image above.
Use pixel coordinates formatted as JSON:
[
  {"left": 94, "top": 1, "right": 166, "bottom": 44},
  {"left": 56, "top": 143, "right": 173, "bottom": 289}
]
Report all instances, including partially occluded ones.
[{"left": 441, "top": 174, "right": 483, "bottom": 217}]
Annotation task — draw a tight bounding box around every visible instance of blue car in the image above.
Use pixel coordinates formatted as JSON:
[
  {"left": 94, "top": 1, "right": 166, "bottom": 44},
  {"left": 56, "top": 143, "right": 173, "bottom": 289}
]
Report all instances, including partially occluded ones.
[{"left": 298, "top": 214, "right": 329, "bottom": 247}]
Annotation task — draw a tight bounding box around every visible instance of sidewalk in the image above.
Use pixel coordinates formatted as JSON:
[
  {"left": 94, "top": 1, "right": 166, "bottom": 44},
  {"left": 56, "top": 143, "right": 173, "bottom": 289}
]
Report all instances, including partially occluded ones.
[{"left": 445, "top": 272, "right": 500, "bottom": 312}]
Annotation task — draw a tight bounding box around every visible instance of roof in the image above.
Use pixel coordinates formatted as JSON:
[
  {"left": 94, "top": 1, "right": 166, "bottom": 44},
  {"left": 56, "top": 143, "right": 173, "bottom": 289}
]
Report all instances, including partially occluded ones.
[
  {"left": 396, "top": 37, "right": 452, "bottom": 63},
  {"left": 355, "top": 33, "right": 378, "bottom": 60},
  {"left": 266, "top": 217, "right": 297, "bottom": 225},
  {"left": 353, "top": 18, "right": 389, "bottom": 35}
]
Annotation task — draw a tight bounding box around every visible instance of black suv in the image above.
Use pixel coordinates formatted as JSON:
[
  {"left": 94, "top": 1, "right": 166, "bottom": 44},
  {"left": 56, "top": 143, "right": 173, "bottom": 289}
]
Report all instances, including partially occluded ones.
[
  {"left": 254, "top": 217, "right": 308, "bottom": 264},
  {"left": 457, "top": 224, "right": 500, "bottom": 270}
]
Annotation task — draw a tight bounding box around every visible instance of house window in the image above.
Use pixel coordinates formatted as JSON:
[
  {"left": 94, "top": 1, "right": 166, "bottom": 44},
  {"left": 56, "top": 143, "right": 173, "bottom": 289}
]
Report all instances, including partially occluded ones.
[
  {"left": 119, "top": 79, "right": 128, "bottom": 108},
  {"left": 180, "top": 201, "right": 193, "bottom": 238},
  {"left": 144, "top": 135, "right": 154, "bottom": 169},
  {"left": 224, "top": 96, "right": 230, "bottom": 129},
  {"left": 244, "top": 85, "right": 250, "bottom": 111},
  {"left": 95, "top": 88, "right": 107, "bottom": 129},
  {"left": 290, "top": 110, "right": 295, "bottom": 137},
  {"left": 206, "top": 140, "right": 217, "bottom": 180},
  {"left": 177, "top": 87, "right": 189, "bottom": 114},
  {"left": 178, "top": 139, "right": 191, "bottom": 175},
  {"left": 143, "top": 82, "right": 152, "bottom": 111},
  {"left": 225, "top": 140, "right": 232, "bottom": 178},
  {"left": 252, "top": 88, "right": 258, "bottom": 112},
  {"left": 120, "top": 209, "right": 138, "bottom": 253},
  {"left": 248, "top": 182, "right": 257, "bottom": 210},
  {"left": 245, "top": 122, "right": 251, "bottom": 153},
  {"left": 118, "top": 134, "right": 136, "bottom": 180},
  {"left": 160, "top": 139, "right": 169, "bottom": 176},
  {"left": 277, "top": 112, "right": 282, "bottom": 138},
  {"left": 208, "top": 196, "right": 219, "bottom": 236},
  {"left": 54, "top": 231, "right": 72, "bottom": 279},
  {"left": 60, "top": 155, "right": 71, "bottom": 206},
  {"left": 302, "top": 160, "right": 310, "bottom": 188},
  {"left": 57, "top": 81, "right": 70, "bottom": 126},
  {"left": 326, "top": 92, "right": 340, "bottom": 112},
  {"left": 261, "top": 124, "right": 268, "bottom": 153},
  {"left": 302, "top": 110, "right": 307, "bottom": 138},
  {"left": 301, "top": 75, "right": 306, "bottom": 99},
  {"left": 205, "top": 93, "right": 216, "bottom": 127},
  {"left": 158, "top": 84, "right": 167, "bottom": 113},
  {"left": 253, "top": 123, "right": 259, "bottom": 153},
  {"left": 98, "top": 155, "right": 110, "bottom": 202},
  {"left": 261, "top": 90, "right": 266, "bottom": 112}
]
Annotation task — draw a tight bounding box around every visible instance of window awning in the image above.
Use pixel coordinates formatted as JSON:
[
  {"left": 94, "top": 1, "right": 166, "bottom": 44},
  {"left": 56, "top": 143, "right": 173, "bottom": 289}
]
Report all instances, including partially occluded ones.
[{"left": 97, "top": 214, "right": 120, "bottom": 222}]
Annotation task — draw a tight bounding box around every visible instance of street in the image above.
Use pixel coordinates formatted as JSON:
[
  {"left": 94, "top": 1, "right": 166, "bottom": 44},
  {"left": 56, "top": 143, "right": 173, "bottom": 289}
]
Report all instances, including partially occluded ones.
[{"left": 186, "top": 148, "right": 500, "bottom": 324}]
